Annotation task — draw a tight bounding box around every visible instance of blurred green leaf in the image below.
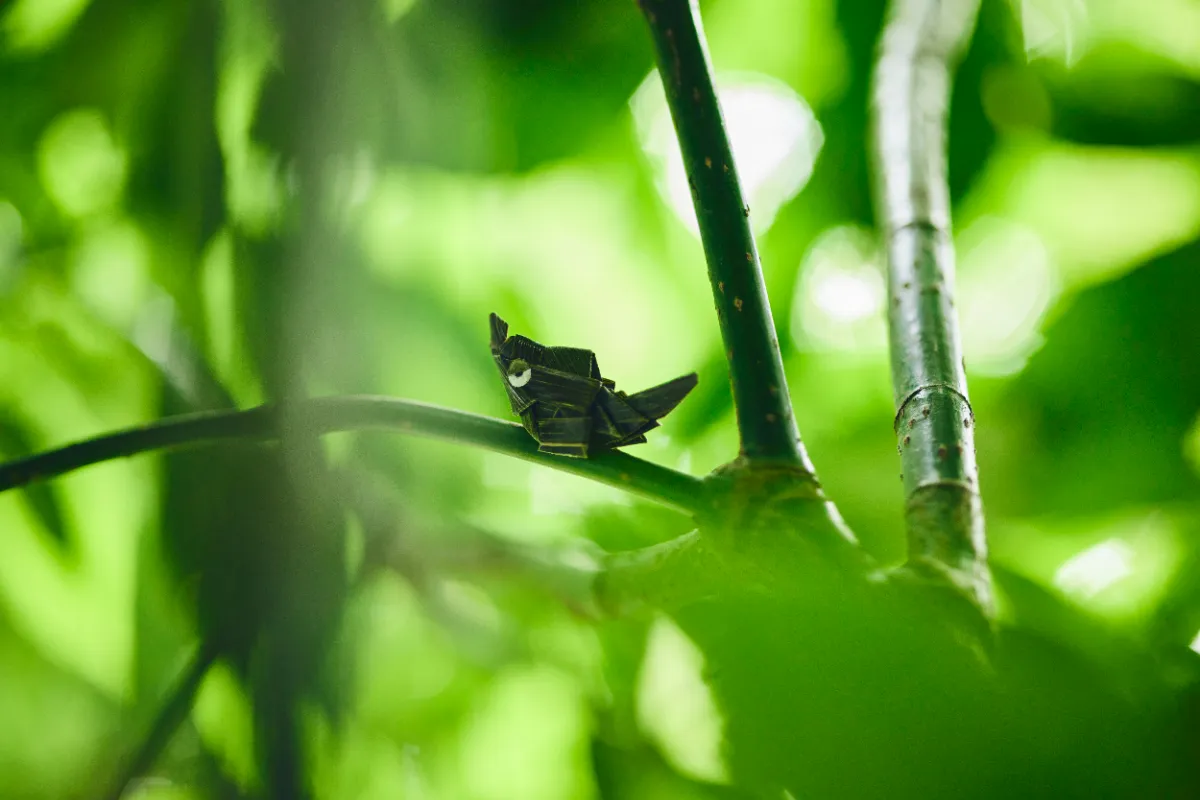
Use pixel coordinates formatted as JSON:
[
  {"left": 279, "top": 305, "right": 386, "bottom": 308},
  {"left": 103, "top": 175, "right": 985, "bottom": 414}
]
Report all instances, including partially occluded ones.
[
  {"left": 990, "top": 240, "right": 1200, "bottom": 517},
  {"left": 4, "top": 0, "right": 1200, "bottom": 795},
  {"left": 671, "top": 564, "right": 1194, "bottom": 798},
  {"left": 1043, "top": 51, "right": 1200, "bottom": 147},
  {"left": 0, "top": 613, "right": 113, "bottom": 799}
]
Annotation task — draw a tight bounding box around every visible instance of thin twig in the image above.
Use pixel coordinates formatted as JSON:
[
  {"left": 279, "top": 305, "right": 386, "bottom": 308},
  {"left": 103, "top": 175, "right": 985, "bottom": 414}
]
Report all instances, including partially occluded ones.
[
  {"left": 637, "top": 0, "right": 814, "bottom": 470},
  {"left": 0, "top": 396, "right": 705, "bottom": 515},
  {"left": 102, "top": 641, "right": 220, "bottom": 800},
  {"left": 871, "top": 0, "right": 991, "bottom": 607}
]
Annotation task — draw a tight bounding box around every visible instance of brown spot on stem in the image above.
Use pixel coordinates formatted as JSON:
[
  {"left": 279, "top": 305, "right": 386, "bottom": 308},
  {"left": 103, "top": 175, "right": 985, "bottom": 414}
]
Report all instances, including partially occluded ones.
[
  {"left": 723, "top": 163, "right": 729, "bottom": 173},
  {"left": 766, "top": 413, "right": 777, "bottom": 423},
  {"left": 743, "top": 204, "right": 750, "bottom": 217},
  {"left": 745, "top": 252, "right": 752, "bottom": 262},
  {"left": 726, "top": 349, "right": 733, "bottom": 360},
  {"left": 768, "top": 385, "right": 778, "bottom": 396},
  {"left": 908, "top": 417, "right": 915, "bottom": 429},
  {"left": 718, "top": 281, "right": 725, "bottom": 293},
  {"left": 903, "top": 435, "right": 911, "bottom": 446},
  {"left": 733, "top": 297, "right": 743, "bottom": 311},
  {"left": 705, "top": 157, "right": 712, "bottom": 168},
  {"left": 665, "top": 29, "right": 682, "bottom": 87},
  {"left": 955, "top": 444, "right": 964, "bottom": 456},
  {"left": 620, "top": 473, "right": 631, "bottom": 482},
  {"left": 903, "top": 281, "right": 911, "bottom": 289},
  {"left": 922, "top": 407, "right": 930, "bottom": 417},
  {"left": 937, "top": 445, "right": 948, "bottom": 460},
  {"left": 963, "top": 417, "right": 971, "bottom": 428}
]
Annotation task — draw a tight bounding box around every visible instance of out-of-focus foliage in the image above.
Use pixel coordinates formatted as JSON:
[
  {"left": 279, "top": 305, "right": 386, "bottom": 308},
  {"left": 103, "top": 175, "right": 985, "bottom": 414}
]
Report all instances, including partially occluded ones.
[{"left": 1, "top": 0, "right": 1199, "bottom": 797}]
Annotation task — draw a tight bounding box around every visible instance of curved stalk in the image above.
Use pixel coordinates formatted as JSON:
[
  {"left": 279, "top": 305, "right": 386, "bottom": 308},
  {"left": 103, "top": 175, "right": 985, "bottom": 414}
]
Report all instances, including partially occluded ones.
[
  {"left": 871, "top": 0, "right": 991, "bottom": 607},
  {"left": 0, "top": 397, "right": 705, "bottom": 516},
  {"left": 637, "top": 0, "right": 813, "bottom": 471}
]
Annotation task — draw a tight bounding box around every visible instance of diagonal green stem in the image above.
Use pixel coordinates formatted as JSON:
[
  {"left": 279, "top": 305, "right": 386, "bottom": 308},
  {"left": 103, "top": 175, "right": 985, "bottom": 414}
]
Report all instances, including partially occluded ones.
[
  {"left": 637, "top": 0, "right": 813, "bottom": 471},
  {"left": 871, "top": 0, "right": 990, "bottom": 606},
  {"left": 102, "top": 641, "right": 220, "bottom": 800},
  {"left": 0, "top": 396, "right": 705, "bottom": 515}
]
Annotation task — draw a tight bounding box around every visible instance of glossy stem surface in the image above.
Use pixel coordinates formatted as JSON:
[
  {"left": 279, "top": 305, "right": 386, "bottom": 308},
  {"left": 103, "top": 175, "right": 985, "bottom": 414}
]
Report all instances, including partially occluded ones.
[
  {"left": 638, "top": 0, "right": 813, "bottom": 470},
  {"left": 873, "top": 0, "right": 991, "bottom": 605}
]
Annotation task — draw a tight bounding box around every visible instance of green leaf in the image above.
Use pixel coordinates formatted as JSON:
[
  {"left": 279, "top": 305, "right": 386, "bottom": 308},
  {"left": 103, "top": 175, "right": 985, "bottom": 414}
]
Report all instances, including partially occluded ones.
[
  {"left": 669, "top": 562, "right": 1194, "bottom": 798},
  {"left": 994, "top": 240, "right": 1200, "bottom": 517}
]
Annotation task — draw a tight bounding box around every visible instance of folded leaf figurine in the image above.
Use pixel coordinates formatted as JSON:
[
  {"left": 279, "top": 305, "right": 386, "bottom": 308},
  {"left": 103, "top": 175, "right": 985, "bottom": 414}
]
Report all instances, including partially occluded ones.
[{"left": 489, "top": 313, "right": 698, "bottom": 458}]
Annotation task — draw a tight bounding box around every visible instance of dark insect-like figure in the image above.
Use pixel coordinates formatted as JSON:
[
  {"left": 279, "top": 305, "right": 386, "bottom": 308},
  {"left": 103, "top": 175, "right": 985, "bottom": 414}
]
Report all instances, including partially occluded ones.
[{"left": 489, "top": 313, "right": 698, "bottom": 458}]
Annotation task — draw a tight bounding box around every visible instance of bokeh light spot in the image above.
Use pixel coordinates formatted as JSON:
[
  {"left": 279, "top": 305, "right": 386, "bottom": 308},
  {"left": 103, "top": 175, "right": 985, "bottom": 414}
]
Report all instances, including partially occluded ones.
[
  {"left": 194, "top": 661, "right": 258, "bottom": 791},
  {"left": 963, "top": 140, "right": 1200, "bottom": 290},
  {"left": 1184, "top": 412, "right": 1200, "bottom": 478},
  {"left": 1054, "top": 538, "right": 1134, "bottom": 599},
  {"left": 2, "top": 0, "right": 91, "bottom": 53},
  {"left": 69, "top": 219, "right": 150, "bottom": 330},
  {"left": 458, "top": 666, "right": 592, "bottom": 800},
  {"left": 1086, "top": 0, "right": 1200, "bottom": 78},
  {"left": 632, "top": 71, "right": 823, "bottom": 235},
  {"left": 637, "top": 615, "right": 728, "bottom": 784},
  {"left": 1015, "top": 0, "right": 1090, "bottom": 66},
  {"left": 957, "top": 217, "right": 1058, "bottom": 377},
  {"left": 0, "top": 201, "right": 23, "bottom": 284},
  {"left": 382, "top": 0, "right": 418, "bottom": 24},
  {"left": 37, "top": 109, "right": 127, "bottom": 218},
  {"left": 792, "top": 225, "right": 886, "bottom": 353}
]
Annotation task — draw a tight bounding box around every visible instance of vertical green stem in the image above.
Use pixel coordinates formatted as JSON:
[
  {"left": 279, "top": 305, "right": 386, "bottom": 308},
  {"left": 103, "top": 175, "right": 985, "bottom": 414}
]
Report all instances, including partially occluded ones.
[
  {"left": 637, "top": 0, "right": 812, "bottom": 471},
  {"left": 872, "top": 0, "right": 990, "bottom": 606}
]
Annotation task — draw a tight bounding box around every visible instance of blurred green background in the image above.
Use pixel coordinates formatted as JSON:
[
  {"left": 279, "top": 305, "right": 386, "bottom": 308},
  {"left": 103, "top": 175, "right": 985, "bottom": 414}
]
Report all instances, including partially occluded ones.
[{"left": 1, "top": 0, "right": 1199, "bottom": 797}]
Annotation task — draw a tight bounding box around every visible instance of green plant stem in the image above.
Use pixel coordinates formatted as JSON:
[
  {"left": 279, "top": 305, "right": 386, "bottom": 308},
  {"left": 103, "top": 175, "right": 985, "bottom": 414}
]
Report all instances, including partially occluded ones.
[
  {"left": 872, "top": 0, "right": 990, "bottom": 606},
  {"left": 102, "top": 641, "right": 219, "bottom": 800},
  {"left": 0, "top": 396, "right": 705, "bottom": 516},
  {"left": 637, "top": 0, "right": 812, "bottom": 470}
]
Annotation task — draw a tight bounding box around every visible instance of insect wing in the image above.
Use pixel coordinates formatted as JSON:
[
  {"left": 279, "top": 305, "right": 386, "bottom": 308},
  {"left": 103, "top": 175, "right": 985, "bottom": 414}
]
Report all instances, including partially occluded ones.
[
  {"left": 518, "top": 408, "right": 539, "bottom": 440},
  {"left": 524, "top": 366, "right": 602, "bottom": 412},
  {"left": 504, "top": 381, "right": 537, "bottom": 414},
  {"left": 596, "top": 388, "right": 653, "bottom": 438},
  {"left": 535, "top": 415, "right": 592, "bottom": 458},
  {"left": 500, "top": 334, "right": 545, "bottom": 365},
  {"left": 542, "top": 346, "right": 601, "bottom": 379},
  {"left": 489, "top": 313, "right": 510, "bottom": 353},
  {"left": 590, "top": 401, "right": 624, "bottom": 448},
  {"left": 625, "top": 373, "right": 698, "bottom": 420}
]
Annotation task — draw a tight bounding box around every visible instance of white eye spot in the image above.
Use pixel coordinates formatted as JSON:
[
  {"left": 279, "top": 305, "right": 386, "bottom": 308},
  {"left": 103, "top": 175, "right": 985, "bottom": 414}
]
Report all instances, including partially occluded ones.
[{"left": 507, "top": 367, "right": 532, "bottom": 388}]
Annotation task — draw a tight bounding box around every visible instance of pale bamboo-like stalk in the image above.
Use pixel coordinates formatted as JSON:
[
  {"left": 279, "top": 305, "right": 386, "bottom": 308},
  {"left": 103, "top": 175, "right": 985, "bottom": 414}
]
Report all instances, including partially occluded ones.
[{"left": 872, "top": 0, "right": 991, "bottom": 608}]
